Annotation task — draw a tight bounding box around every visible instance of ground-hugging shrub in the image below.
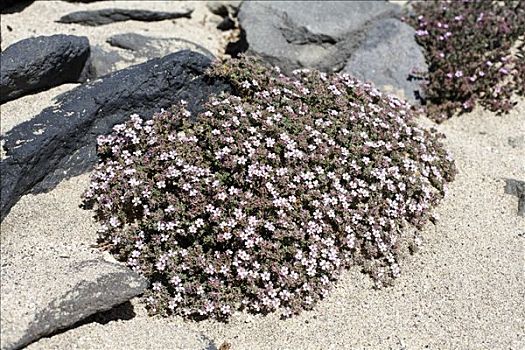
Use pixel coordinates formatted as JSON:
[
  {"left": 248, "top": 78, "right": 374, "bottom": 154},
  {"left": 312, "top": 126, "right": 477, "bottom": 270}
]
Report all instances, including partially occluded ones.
[
  {"left": 406, "top": 0, "right": 525, "bottom": 122},
  {"left": 83, "top": 56, "right": 457, "bottom": 320}
]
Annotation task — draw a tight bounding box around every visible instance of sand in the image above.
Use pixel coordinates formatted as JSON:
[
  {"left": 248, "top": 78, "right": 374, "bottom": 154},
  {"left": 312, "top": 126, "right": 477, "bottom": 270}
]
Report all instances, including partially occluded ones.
[
  {"left": 0, "top": 1, "right": 230, "bottom": 54},
  {"left": 1, "top": 1, "right": 524, "bottom": 349}
]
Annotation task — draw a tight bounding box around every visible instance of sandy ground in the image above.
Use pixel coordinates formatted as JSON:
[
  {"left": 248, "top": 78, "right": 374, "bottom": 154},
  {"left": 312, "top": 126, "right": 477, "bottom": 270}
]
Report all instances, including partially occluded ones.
[
  {"left": 1, "top": 1, "right": 524, "bottom": 349},
  {"left": 0, "top": 1, "right": 230, "bottom": 53},
  {"left": 2, "top": 101, "right": 522, "bottom": 350}
]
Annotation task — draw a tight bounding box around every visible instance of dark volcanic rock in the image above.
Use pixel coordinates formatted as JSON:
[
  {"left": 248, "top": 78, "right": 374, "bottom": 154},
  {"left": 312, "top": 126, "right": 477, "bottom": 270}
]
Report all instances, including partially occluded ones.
[
  {"left": 57, "top": 8, "right": 193, "bottom": 26},
  {"left": 237, "top": 1, "right": 426, "bottom": 103},
  {"left": 207, "top": 2, "right": 229, "bottom": 17},
  {"left": 107, "top": 33, "right": 214, "bottom": 60},
  {"left": 1, "top": 258, "right": 148, "bottom": 350},
  {"left": 206, "top": 1, "right": 241, "bottom": 18},
  {"left": 0, "top": 35, "right": 90, "bottom": 104},
  {"left": 343, "top": 18, "right": 427, "bottom": 103},
  {"left": 0, "top": 0, "right": 34, "bottom": 14},
  {"left": 504, "top": 179, "right": 525, "bottom": 217},
  {"left": 0, "top": 51, "right": 230, "bottom": 220},
  {"left": 206, "top": 1, "right": 229, "bottom": 17}
]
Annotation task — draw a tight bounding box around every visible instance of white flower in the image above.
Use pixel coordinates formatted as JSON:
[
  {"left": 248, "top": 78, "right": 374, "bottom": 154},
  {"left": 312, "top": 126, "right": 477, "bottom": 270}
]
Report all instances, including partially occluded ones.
[
  {"left": 261, "top": 271, "right": 271, "bottom": 281},
  {"left": 152, "top": 280, "right": 163, "bottom": 291},
  {"left": 109, "top": 216, "right": 120, "bottom": 228},
  {"left": 128, "top": 178, "right": 141, "bottom": 186}
]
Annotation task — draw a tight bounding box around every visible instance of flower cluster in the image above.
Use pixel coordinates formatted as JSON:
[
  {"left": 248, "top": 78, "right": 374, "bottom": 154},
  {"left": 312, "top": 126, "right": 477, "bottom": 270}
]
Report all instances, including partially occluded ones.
[
  {"left": 83, "top": 56, "right": 456, "bottom": 320},
  {"left": 406, "top": 0, "right": 525, "bottom": 121}
]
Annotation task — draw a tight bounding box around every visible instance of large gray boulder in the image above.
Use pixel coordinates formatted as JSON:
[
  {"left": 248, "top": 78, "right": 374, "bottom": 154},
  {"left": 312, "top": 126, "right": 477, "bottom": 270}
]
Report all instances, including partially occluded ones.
[
  {"left": 238, "top": 1, "right": 427, "bottom": 103},
  {"left": 1, "top": 258, "right": 148, "bottom": 350},
  {"left": 343, "top": 18, "right": 427, "bottom": 102},
  {"left": 0, "top": 50, "right": 230, "bottom": 220},
  {"left": 0, "top": 35, "right": 90, "bottom": 104}
]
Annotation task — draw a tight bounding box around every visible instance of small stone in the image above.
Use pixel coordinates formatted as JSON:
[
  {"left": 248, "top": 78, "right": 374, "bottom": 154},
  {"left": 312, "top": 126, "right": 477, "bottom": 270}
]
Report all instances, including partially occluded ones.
[
  {"left": 504, "top": 178, "right": 525, "bottom": 217},
  {"left": 57, "top": 8, "right": 193, "bottom": 26},
  {"left": 217, "top": 17, "right": 235, "bottom": 31},
  {"left": 207, "top": 1, "right": 242, "bottom": 17},
  {"left": 507, "top": 135, "right": 524, "bottom": 149},
  {"left": 207, "top": 2, "right": 229, "bottom": 17}
]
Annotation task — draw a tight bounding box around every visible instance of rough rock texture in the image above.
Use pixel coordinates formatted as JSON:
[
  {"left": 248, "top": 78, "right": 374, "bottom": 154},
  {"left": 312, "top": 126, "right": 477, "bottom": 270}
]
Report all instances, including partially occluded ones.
[
  {"left": 0, "top": 35, "right": 90, "bottom": 103},
  {"left": 57, "top": 8, "right": 193, "bottom": 26},
  {"left": 238, "top": 1, "right": 400, "bottom": 71},
  {"left": 343, "top": 18, "right": 427, "bottom": 102},
  {"left": 0, "top": 0, "right": 33, "bottom": 14},
  {"left": 237, "top": 1, "right": 427, "bottom": 103},
  {"left": 0, "top": 50, "right": 230, "bottom": 220},
  {"left": 504, "top": 178, "right": 525, "bottom": 216},
  {"left": 107, "top": 33, "right": 214, "bottom": 60},
  {"left": 1, "top": 257, "right": 148, "bottom": 350}
]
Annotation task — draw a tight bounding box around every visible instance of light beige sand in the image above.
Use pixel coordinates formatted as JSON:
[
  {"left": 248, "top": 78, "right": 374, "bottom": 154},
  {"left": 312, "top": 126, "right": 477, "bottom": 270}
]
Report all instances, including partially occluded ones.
[
  {"left": 3, "top": 100, "right": 520, "bottom": 350},
  {"left": 1, "top": 1, "right": 524, "bottom": 349},
  {"left": 0, "top": 1, "right": 230, "bottom": 53}
]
